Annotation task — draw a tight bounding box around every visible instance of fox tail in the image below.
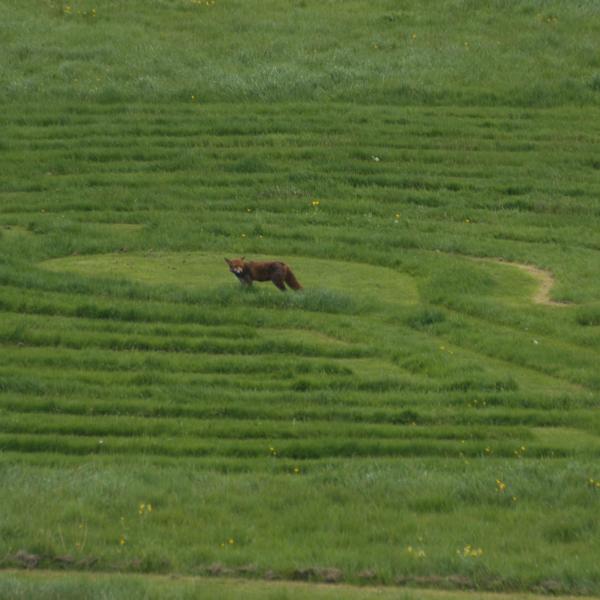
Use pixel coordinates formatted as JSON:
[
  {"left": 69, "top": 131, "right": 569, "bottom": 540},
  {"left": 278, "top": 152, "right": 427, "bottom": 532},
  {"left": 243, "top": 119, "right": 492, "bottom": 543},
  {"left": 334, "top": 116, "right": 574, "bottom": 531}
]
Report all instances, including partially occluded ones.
[{"left": 285, "top": 268, "right": 303, "bottom": 291}]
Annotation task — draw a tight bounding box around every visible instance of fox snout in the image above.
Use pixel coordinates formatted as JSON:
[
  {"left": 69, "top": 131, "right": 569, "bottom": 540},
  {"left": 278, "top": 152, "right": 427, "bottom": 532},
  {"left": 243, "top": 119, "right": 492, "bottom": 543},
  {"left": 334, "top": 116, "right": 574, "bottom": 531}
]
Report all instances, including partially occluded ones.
[{"left": 225, "top": 257, "right": 245, "bottom": 276}]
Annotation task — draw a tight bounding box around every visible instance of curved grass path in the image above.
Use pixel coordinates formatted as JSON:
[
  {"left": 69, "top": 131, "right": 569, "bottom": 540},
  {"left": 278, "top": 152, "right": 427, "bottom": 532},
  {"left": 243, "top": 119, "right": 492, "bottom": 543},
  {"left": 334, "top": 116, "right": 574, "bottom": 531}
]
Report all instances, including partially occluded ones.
[
  {"left": 468, "top": 257, "right": 569, "bottom": 307},
  {"left": 2, "top": 96, "right": 600, "bottom": 594},
  {"left": 41, "top": 251, "right": 420, "bottom": 308}
]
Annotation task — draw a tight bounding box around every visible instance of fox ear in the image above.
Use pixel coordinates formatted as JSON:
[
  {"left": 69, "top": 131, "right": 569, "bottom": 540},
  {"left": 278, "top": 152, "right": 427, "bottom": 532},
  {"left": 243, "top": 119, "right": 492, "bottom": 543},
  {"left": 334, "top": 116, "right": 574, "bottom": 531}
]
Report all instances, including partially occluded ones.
[
  {"left": 224, "top": 258, "right": 230, "bottom": 264},
  {"left": 241, "top": 256, "right": 245, "bottom": 261}
]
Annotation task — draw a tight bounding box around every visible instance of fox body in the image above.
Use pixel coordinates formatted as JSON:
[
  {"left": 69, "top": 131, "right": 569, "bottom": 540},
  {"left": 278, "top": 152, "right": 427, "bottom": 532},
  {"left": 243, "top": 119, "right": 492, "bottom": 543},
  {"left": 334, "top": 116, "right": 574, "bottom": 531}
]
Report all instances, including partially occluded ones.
[{"left": 225, "top": 257, "right": 302, "bottom": 291}]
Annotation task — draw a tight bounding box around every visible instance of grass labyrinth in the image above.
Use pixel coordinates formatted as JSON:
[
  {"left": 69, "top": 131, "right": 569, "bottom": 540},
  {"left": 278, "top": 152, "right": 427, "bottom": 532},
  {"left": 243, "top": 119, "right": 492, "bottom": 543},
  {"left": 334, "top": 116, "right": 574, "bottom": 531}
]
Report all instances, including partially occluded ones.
[{"left": 1, "top": 1, "right": 600, "bottom": 595}]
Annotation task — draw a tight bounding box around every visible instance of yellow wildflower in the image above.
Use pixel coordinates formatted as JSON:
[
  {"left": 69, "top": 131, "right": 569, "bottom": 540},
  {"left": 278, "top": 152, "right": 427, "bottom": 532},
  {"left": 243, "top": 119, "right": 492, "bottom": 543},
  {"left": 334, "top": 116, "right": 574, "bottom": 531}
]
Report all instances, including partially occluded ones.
[{"left": 459, "top": 544, "right": 483, "bottom": 558}]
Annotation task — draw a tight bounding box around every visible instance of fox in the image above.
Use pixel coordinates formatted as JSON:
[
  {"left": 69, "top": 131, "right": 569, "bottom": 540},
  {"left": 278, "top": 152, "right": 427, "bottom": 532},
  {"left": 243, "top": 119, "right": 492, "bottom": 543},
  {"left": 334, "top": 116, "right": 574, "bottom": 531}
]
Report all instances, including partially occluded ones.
[{"left": 225, "top": 257, "right": 303, "bottom": 291}]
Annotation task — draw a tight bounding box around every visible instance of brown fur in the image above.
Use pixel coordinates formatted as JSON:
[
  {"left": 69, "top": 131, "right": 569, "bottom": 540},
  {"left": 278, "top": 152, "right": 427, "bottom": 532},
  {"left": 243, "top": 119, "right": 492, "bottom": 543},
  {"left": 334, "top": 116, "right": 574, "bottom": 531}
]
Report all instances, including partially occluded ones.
[{"left": 225, "top": 257, "right": 302, "bottom": 291}]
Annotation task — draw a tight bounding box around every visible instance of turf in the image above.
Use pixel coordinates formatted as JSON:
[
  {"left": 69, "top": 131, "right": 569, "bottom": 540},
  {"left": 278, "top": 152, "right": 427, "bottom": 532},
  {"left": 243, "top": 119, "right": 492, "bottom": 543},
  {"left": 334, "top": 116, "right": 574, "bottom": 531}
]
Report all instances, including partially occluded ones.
[
  {"left": 1, "top": 570, "right": 597, "bottom": 600},
  {"left": 1, "top": 0, "right": 600, "bottom": 597}
]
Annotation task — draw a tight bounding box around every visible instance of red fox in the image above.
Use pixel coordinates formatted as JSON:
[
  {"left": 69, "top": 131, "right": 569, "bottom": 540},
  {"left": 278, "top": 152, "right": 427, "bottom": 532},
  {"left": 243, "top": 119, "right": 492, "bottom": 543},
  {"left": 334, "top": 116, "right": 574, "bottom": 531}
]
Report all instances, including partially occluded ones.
[{"left": 225, "top": 257, "right": 303, "bottom": 291}]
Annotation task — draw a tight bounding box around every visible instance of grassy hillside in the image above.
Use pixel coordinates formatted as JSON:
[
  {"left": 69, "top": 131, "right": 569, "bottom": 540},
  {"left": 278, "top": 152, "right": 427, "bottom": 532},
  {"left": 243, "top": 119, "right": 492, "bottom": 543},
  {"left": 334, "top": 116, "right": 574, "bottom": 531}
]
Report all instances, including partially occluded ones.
[
  {"left": 1, "top": 0, "right": 600, "bottom": 597},
  {"left": 3, "top": 0, "right": 600, "bottom": 105}
]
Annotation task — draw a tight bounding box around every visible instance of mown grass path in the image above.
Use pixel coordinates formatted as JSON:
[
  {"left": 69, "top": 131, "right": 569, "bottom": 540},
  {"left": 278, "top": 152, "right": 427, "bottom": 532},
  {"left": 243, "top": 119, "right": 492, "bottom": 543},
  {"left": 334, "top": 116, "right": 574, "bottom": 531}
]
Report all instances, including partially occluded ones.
[
  {"left": 1, "top": 570, "right": 598, "bottom": 600},
  {"left": 1, "top": 99, "right": 599, "bottom": 594},
  {"left": 3, "top": 1, "right": 600, "bottom": 595}
]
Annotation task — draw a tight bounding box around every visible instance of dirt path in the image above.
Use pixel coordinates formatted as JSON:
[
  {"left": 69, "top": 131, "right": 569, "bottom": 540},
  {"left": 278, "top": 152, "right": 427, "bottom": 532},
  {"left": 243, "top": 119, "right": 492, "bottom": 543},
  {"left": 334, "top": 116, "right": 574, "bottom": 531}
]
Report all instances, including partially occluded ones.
[
  {"left": 509, "top": 262, "right": 565, "bottom": 306},
  {"left": 473, "top": 258, "right": 569, "bottom": 307}
]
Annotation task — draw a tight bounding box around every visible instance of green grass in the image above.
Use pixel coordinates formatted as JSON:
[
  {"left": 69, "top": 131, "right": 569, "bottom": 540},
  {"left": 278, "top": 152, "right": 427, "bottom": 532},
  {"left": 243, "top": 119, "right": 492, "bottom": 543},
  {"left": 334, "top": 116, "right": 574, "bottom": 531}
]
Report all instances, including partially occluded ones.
[
  {"left": 1, "top": 460, "right": 599, "bottom": 590},
  {"left": 2, "top": 0, "right": 600, "bottom": 597},
  {"left": 1, "top": 571, "right": 596, "bottom": 600},
  {"left": 2, "top": 0, "right": 600, "bottom": 105}
]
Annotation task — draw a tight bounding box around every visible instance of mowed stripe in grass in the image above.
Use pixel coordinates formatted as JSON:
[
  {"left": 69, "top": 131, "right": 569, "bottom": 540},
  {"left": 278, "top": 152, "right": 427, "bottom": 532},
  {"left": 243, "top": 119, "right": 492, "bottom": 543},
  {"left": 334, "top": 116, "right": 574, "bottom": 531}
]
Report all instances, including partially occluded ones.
[
  {"left": 3, "top": 105, "right": 596, "bottom": 442},
  {"left": 2, "top": 0, "right": 600, "bottom": 592},
  {"left": 1, "top": 100, "right": 600, "bottom": 591},
  {"left": 3, "top": 105, "right": 600, "bottom": 218}
]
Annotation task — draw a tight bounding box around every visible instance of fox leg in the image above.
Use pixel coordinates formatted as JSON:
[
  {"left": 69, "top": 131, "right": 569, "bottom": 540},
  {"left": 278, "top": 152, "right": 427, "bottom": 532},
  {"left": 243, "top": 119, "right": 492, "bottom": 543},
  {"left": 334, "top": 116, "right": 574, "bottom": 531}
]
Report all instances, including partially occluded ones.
[
  {"left": 268, "top": 264, "right": 287, "bottom": 291},
  {"left": 271, "top": 274, "right": 287, "bottom": 291}
]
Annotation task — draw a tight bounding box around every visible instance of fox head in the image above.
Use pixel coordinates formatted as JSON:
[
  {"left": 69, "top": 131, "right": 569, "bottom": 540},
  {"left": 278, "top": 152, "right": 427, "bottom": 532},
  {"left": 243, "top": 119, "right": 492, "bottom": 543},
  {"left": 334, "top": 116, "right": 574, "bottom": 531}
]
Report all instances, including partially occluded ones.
[{"left": 225, "top": 257, "right": 246, "bottom": 276}]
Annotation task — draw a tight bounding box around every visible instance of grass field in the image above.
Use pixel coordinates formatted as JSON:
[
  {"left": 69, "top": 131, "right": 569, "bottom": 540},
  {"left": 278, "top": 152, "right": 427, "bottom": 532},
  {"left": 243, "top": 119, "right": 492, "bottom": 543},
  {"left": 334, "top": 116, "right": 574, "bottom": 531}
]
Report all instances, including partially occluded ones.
[
  {"left": 1, "top": 571, "right": 599, "bottom": 600},
  {"left": 1, "top": 0, "right": 600, "bottom": 597}
]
